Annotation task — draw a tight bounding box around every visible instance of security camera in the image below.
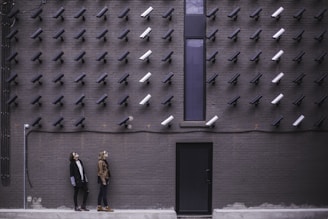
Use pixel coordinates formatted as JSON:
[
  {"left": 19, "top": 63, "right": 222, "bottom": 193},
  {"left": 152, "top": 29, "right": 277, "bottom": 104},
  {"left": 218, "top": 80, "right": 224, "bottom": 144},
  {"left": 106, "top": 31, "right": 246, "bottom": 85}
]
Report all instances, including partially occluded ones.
[
  {"left": 272, "top": 28, "right": 285, "bottom": 40},
  {"left": 271, "top": 93, "right": 284, "bottom": 105},
  {"left": 162, "top": 72, "right": 174, "bottom": 84},
  {"left": 118, "top": 8, "right": 130, "bottom": 20},
  {"left": 250, "top": 28, "right": 262, "bottom": 40},
  {"left": 250, "top": 7, "right": 262, "bottom": 20},
  {"left": 272, "top": 50, "right": 284, "bottom": 62},
  {"left": 139, "top": 50, "right": 152, "bottom": 62},
  {"left": 141, "top": 6, "right": 153, "bottom": 19},
  {"left": 118, "top": 116, "right": 133, "bottom": 128},
  {"left": 161, "top": 115, "right": 174, "bottom": 127},
  {"left": 162, "top": 29, "right": 174, "bottom": 41},
  {"left": 228, "top": 28, "right": 241, "bottom": 40},
  {"left": 250, "top": 51, "right": 262, "bottom": 62},
  {"left": 30, "top": 28, "right": 43, "bottom": 40},
  {"left": 139, "top": 72, "right": 152, "bottom": 83},
  {"left": 206, "top": 115, "right": 219, "bottom": 127},
  {"left": 272, "top": 72, "right": 284, "bottom": 84},
  {"left": 96, "top": 6, "right": 108, "bottom": 19},
  {"left": 228, "top": 7, "right": 240, "bottom": 20},
  {"left": 292, "top": 115, "right": 305, "bottom": 127},
  {"left": 271, "top": 6, "right": 284, "bottom": 19},
  {"left": 53, "top": 7, "right": 65, "bottom": 20},
  {"left": 139, "top": 94, "right": 151, "bottom": 105},
  {"left": 140, "top": 27, "right": 152, "bottom": 40}
]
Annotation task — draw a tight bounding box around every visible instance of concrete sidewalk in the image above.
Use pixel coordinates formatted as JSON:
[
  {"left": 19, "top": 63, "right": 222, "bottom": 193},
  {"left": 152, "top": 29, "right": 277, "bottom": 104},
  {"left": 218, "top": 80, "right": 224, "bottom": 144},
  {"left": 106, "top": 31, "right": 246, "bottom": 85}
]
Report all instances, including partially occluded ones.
[{"left": 0, "top": 209, "right": 177, "bottom": 219}]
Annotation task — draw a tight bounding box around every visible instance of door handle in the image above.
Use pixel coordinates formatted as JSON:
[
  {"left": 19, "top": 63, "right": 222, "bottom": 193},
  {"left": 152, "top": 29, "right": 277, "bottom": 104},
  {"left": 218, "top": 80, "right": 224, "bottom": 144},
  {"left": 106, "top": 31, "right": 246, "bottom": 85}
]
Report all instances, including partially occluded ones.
[{"left": 205, "top": 168, "right": 212, "bottom": 184}]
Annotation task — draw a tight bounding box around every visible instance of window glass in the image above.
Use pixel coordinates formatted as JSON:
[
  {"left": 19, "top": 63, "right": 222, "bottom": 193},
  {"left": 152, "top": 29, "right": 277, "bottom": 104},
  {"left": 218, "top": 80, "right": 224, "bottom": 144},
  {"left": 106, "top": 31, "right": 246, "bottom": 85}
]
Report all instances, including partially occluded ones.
[{"left": 186, "top": 0, "right": 204, "bottom": 14}]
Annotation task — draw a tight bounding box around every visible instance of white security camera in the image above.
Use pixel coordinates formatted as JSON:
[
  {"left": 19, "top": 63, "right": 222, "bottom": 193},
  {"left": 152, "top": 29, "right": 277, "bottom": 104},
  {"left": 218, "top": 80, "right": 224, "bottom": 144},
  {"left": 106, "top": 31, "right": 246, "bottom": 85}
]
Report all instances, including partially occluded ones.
[
  {"left": 139, "top": 94, "right": 151, "bottom": 105},
  {"left": 272, "top": 50, "right": 284, "bottom": 61},
  {"left": 272, "top": 6, "right": 284, "bottom": 18},
  {"left": 206, "top": 115, "right": 219, "bottom": 127},
  {"left": 139, "top": 50, "right": 152, "bottom": 61},
  {"left": 140, "top": 27, "right": 152, "bottom": 39},
  {"left": 161, "top": 115, "right": 174, "bottom": 126},
  {"left": 141, "top": 6, "right": 153, "bottom": 18},
  {"left": 271, "top": 93, "right": 284, "bottom": 105},
  {"left": 139, "top": 72, "right": 152, "bottom": 83},
  {"left": 272, "top": 28, "right": 285, "bottom": 39},
  {"left": 272, "top": 72, "right": 284, "bottom": 84},
  {"left": 293, "top": 115, "right": 305, "bottom": 127}
]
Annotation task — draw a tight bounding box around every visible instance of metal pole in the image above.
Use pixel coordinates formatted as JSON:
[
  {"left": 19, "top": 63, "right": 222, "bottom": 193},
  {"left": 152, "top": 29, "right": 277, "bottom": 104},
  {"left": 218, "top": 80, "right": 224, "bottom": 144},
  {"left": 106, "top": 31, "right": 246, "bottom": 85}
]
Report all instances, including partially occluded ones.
[{"left": 23, "top": 124, "right": 29, "bottom": 209}]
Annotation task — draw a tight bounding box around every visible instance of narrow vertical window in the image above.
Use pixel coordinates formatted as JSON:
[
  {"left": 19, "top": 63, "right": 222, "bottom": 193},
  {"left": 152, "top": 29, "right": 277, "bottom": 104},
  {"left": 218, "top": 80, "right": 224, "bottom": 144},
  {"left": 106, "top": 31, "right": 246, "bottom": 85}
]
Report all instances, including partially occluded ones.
[{"left": 186, "top": 0, "right": 204, "bottom": 14}]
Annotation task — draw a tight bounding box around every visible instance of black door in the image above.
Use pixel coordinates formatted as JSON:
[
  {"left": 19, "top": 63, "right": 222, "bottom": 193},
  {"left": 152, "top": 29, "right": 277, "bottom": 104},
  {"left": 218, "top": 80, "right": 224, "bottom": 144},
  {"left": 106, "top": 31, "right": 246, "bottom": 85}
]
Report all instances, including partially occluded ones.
[{"left": 176, "top": 143, "right": 212, "bottom": 215}]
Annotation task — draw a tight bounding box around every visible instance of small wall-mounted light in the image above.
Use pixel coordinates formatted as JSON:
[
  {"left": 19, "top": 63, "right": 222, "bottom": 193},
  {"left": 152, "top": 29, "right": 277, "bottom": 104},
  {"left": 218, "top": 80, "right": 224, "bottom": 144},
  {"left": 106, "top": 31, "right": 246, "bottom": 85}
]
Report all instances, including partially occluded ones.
[
  {"left": 206, "top": 51, "right": 218, "bottom": 63},
  {"left": 74, "top": 51, "right": 86, "bottom": 63},
  {"left": 139, "top": 94, "right": 151, "bottom": 106},
  {"left": 53, "top": 28, "right": 65, "bottom": 41},
  {"left": 293, "top": 8, "right": 306, "bottom": 21},
  {"left": 292, "top": 115, "right": 305, "bottom": 127},
  {"left": 293, "top": 94, "right": 305, "bottom": 106},
  {"left": 250, "top": 28, "right": 262, "bottom": 41},
  {"left": 272, "top": 115, "right": 283, "bottom": 127},
  {"left": 206, "top": 29, "right": 218, "bottom": 41},
  {"left": 31, "top": 51, "right": 42, "bottom": 63},
  {"left": 118, "top": 8, "right": 130, "bottom": 21},
  {"left": 31, "top": 74, "right": 43, "bottom": 85},
  {"left": 250, "top": 73, "right": 262, "bottom": 85},
  {"left": 75, "top": 94, "right": 85, "bottom": 106},
  {"left": 228, "top": 73, "right": 240, "bottom": 85},
  {"left": 96, "top": 51, "right": 108, "bottom": 63},
  {"left": 53, "top": 7, "right": 65, "bottom": 21},
  {"left": 206, "top": 7, "right": 219, "bottom": 20},
  {"left": 271, "top": 6, "right": 284, "bottom": 20},
  {"left": 118, "top": 51, "right": 130, "bottom": 63},
  {"left": 96, "top": 29, "right": 108, "bottom": 42},
  {"left": 139, "top": 72, "right": 152, "bottom": 84},
  {"left": 7, "top": 52, "right": 18, "bottom": 63},
  {"left": 74, "top": 29, "right": 86, "bottom": 42},
  {"left": 74, "top": 117, "right": 85, "bottom": 128},
  {"left": 118, "top": 29, "right": 130, "bottom": 42},
  {"left": 249, "top": 95, "right": 262, "bottom": 106},
  {"left": 228, "top": 7, "right": 240, "bottom": 20},
  {"left": 74, "top": 8, "right": 86, "bottom": 21},
  {"left": 162, "top": 7, "right": 174, "bottom": 21},
  {"left": 293, "top": 30, "right": 304, "bottom": 42},
  {"left": 161, "top": 95, "right": 174, "bottom": 106},
  {"left": 53, "top": 74, "right": 64, "bottom": 85},
  {"left": 228, "top": 51, "right": 240, "bottom": 63},
  {"left": 314, "top": 73, "right": 327, "bottom": 85},
  {"left": 53, "top": 117, "right": 64, "bottom": 128},
  {"left": 140, "top": 27, "right": 152, "bottom": 41},
  {"left": 118, "top": 73, "right": 129, "bottom": 85},
  {"left": 314, "top": 8, "right": 327, "bottom": 21},
  {"left": 31, "top": 95, "right": 42, "bottom": 106},
  {"left": 117, "top": 116, "right": 133, "bottom": 128},
  {"left": 53, "top": 95, "right": 64, "bottom": 106},
  {"left": 162, "top": 29, "right": 174, "bottom": 41},
  {"left": 272, "top": 28, "right": 285, "bottom": 40},
  {"left": 250, "top": 7, "right": 262, "bottom": 20},
  {"left": 315, "top": 51, "right": 327, "bottom": 64},
  {"left": 141, "top": 6, "right": 153, "bottom": 20},
  {"left": 96, "top": 73, "right": 108, "bottom": 85},
  {"left": 250, "top": 51, "right": 262, "bottom": 62},
  {"left": 161, "top": 115, "right": 174, "bottom": 128},
  {"left": 52, "top": 51, "right": 64, "bottom": 63},
  {"left": 207, "top": 73, "right": 218, "bottom": 85},
  {"left": 272, "top": 72, "right": 284, "bottom": 85},
  {"left": 162, "top": 51, "right": 174, "bottom": 63},
  {"left": 228, "top": 28, "right": 240, "bottom": 41},
  {"left": 271, "top": 50, "right": 284, "bottom": 62},
  {"left": 118, "top": 95, "right": 129, "bottom": 106},
  {"left": 314, "top": 95, "right": 327, "bottom": 106},
  {"left": 205, "top": 115, "right": 219, "bottom": 127},
  {"left": 162, "top": 72, "right": 174, "bottom": 85},
  {"left": 74, "top": 73, "right": 86, "bottom": 85},
  {"left": 314, "top": 30, "right": 326, "bottom": 42},
  {"left": 139, "top": 50, "right": 152, "bottom": 63},
  {"left": 96, "top": 6, "right": 108, "bottom": 20},
  {"left": 96, "top": 94, "right": 108, "bottom": 105},
  {"left": 292, "top": 51, "right": 305, "bottom": 63},
  {"left": 31, "top": 8, "right": 43, "bottom": 21},
  {"left": 7, "top": 95, "right": 18, "bottom": 106},
  {"left": 292, "top": 73, "right": 306, "bottom": 85},
  {"left": 228, "top": 95, "right": 240, "bottom": 106},
  {"left": 314, "top": 116, "right": 326, "bottom": 128},
  {"left": 6, "top": 29, "right": 19, "bottom": 42},
  {"left": 271, "top": 93, "right": 284, "bottom": 105},
  {"left": 30, "top": 28, "right": 43, "bottom": 41},
  {"left": 6, "top": 73, "right": 18, "bottom": 85},
  {"left": 31, "top": 117, "right": 42, "bottom": 128}
]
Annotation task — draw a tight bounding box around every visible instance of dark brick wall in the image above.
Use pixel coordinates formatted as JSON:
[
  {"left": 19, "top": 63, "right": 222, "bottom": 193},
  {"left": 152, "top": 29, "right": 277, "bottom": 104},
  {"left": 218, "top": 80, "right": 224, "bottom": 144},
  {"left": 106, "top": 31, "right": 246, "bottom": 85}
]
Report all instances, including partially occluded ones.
[{"left": 0, "top": 0, "right": 328, "bottom": 210}]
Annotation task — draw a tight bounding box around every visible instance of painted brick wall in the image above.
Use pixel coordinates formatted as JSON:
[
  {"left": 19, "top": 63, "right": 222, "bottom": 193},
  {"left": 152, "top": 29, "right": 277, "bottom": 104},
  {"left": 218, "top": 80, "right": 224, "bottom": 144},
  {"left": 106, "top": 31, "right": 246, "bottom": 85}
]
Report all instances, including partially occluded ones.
[{"left": 0, "top": 0, "right": 328, "bottom": 210}]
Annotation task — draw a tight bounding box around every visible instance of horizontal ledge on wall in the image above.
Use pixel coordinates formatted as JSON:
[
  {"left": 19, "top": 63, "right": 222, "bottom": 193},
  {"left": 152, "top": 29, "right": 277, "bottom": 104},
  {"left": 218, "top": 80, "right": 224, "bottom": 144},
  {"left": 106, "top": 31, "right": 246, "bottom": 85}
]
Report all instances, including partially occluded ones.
[{"left": 180, "top": 121, "right": 207, "bottom": 128}]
